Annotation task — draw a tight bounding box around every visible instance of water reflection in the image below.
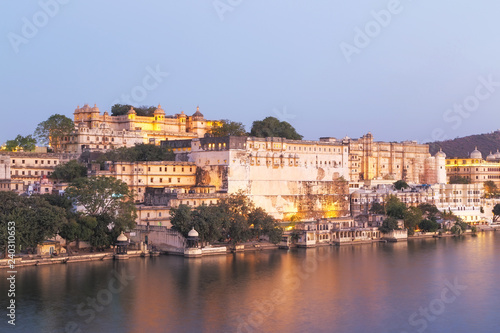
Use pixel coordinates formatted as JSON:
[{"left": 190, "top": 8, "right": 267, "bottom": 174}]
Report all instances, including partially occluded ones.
[{"left": 1, "top": 233, "right": 500, "bottom": 332}]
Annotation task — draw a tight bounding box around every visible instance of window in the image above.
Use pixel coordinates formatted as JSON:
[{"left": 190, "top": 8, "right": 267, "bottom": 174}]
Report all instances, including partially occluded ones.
[
  {"left": 160, "top": 167, "right": 162, "bottom": 172},
  {"left": 159, "top": 212, "right": 162, "bottom": 217},
  {"left": 48, "top": 160, "right": 51, "bottom": 164},
  {"left": 151, "top": 178, "right": 154, "bottom": 183},
  {"left": 160, "top": 178, "right": 163, "bottom": 183},
  {"left": 182, "top": 167, "right": 184, "bottom": 172},
  {"left": 22, "top": 160, "right": 25, "bottom": 164},
  {"left": 148, "top": 167, "right": 151, "bottom": 172},
  {"left": 168, "top": 178, "right": 172, "bottom": 183},
  {"left": 12, "top": 160, "right": 15, "bottom": 164},
  {"left": 173, "top": 167, "right": 176, "bottom": 172},
  {"left": 177, "top": 178, "right": 180, "bottom": 183},
  {"left": 41, "top": 160, "right": 44, "bottom": 164},
  {"left": 35, "top": 160, "right": 38, "bottom": 164}
]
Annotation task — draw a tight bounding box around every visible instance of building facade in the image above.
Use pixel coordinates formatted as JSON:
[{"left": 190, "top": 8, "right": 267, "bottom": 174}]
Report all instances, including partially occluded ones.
[
  {"left": 60, "top": 104, "right": 220, "bottom": 154},
  {"left": 446, "top": 148, "right": 500, "bottom": 187},
  {"left": 0, "top": 152, "right": 78, "bottom": 194}
]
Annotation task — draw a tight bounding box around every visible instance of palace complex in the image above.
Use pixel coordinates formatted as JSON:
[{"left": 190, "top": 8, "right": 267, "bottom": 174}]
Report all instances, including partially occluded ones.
[{"left": 59, "top": 104, "right": 220, "bottom": 154}]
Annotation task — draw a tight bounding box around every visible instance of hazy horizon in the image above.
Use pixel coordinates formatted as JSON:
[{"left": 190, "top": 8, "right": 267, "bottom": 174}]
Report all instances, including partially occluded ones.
[{"left": 2, "top": 1, "right": 500, "bottom": 145}]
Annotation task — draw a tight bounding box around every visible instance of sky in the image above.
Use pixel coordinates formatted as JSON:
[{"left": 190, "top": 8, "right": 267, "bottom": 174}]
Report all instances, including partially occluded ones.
[{"left": 1, "top": 0, "right": 500, "bottom": 145}]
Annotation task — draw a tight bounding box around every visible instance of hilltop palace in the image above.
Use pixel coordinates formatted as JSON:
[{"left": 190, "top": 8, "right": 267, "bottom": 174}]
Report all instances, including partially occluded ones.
[{"left": 59, "top": 103, "right": 220, "bottom": 154}]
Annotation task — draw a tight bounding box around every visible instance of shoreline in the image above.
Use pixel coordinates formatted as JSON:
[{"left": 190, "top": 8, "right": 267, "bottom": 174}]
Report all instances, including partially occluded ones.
[{"left": 1, "top": 229, "right": 494, "bottom": 268}]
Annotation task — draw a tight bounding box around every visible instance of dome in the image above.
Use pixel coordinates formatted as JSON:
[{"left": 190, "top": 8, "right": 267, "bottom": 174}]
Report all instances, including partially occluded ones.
[
  {"left": 487, "top": 151, "right": 496, "bottom": 161},
  {"left": 127, "top": 107, "right": 136, "bottom": 115},
  {"left": 495, "top": 150, "right": 500, "bottom": 159},
  {"left": 117, "top": 231, "right": 128, "bottom": 242},
  {"left": 470, "top": 147, "right": 482, "bottom": 159},
  {"left": 92, "top": 104, "right": 99, "bottom": 113},
  {"left": 154, "top": 104, "right": 165, "bottom": 115},
  {"left": 188, "top": 228, "right": 199, "bottom": 237},
  {"left": 192, "top": 106, "right": 204, "bottom": 118},
  {"left": 435, "top": 148, "right": 446, "bottom": 158}
]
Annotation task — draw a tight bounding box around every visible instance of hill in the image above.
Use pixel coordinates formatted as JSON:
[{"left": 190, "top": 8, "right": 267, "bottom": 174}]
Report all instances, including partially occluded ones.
[{"left": 427, "top": 130, "right": 500, "bottom": 158}]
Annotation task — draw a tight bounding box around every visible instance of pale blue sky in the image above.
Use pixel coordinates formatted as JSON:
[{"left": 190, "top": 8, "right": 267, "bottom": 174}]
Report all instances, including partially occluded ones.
[{"left": 1, "top": 1, "right": 500, "bottom": 145}]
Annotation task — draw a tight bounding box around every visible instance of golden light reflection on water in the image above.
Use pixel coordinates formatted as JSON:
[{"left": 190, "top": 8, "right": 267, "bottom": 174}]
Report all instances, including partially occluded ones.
[{"left": 3, "top": 233, "right": 500, "bottom": 332}]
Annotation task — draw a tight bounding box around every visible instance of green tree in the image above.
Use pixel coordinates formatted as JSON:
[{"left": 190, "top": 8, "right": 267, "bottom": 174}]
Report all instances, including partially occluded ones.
[
  {"left": 191, "top": 205, "right": 226, "bottom": 244},
  {"left": 211, "top": 119, "right": 247, "bottom": 137},
  {"left": 404, "top": 207, "right": 422, "bottom": 236},
  {"left": 370, "top": 202, "right": 385, "bottom": 215},
  {"left": 393, "top": 180, "right": 409, "bottom": 190},
  {"left": 484, "top": 181, "right": 497, "bottom": 196},
  {"left": 111, "top": 104, "right": 156, "bottom": 117},
  {"left": 50, "top": 160, "right": 87, "bottom": 182},
  {"left": 170, "top": 204, "right": 193, "bottom": 237},
  {"left": 95, "top": 144, "right": 175, "bottom": 164},
  {"left": 449, "top": 176, "right": 471, "bottom": 184},
  {"left": 0, "top": 194, "right": 67, "bottom": 254},
  {"left": 418, "top": 203, "right": 440, "bottom": 221},
  {"left": 385, "top": 195, "right": 407, "bottom": 219},
  {"left": 418, "top": 219, "right": 439, "bottom": 232},
  {"left": 34, "top": 114, "right": 74, "bottom": 150},
  {"left": 4, "top": 135, "right": 37, "bottom": 152},
  {"left": 248, "top": 207, "right": 283, "bottom": 243},
  {"left": 250, "top": 116, "right": 303, "bottom": 140},
  {"left": 65, "top": 176, "right": 136, "bottom": 244},
  {"left": 379, "top": 216, "right": 399, "bottom": 234},
  {"left": 493, "top": 204, "right": 500, "bottom": 222}
]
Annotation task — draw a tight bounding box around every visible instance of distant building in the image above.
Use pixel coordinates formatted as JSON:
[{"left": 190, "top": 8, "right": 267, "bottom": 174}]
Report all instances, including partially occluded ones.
[
  {"left": 446, "top": 147, "right": 500, "bottom": 187},
  {"left": 0, "top": 152, "right": 78, "bottom": 194}
]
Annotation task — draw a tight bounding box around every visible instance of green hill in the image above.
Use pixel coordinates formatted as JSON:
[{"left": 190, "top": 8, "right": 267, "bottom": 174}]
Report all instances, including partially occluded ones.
[{"left": 427, "top": 130, "right": 500, "bottom": 158}]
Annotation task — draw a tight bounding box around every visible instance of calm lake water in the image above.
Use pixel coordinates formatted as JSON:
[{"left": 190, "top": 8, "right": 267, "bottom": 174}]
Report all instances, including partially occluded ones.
[{"left": 2, "top": 233, "right": 500, "bottom": 333}]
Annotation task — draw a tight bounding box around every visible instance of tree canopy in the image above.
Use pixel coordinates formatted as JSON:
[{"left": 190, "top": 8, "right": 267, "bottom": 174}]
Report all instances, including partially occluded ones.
[
  {"left": 0, "top": 192, "right": 68, "bottom": 254},
  {"left": 393, "top": 180, "right": 409, "bottom": 190},
  {"left": 493, "top": 204, "right": 500, "bottom": 222},
  {"left": 484, "top": 181, "right": 497, "bottom": 197},
  {"left": 4, "top": 134, "right": 37, "bottom": 152},
  {"left": 449, "top": 176, "right": 471, "bottom": 184},
  {"left": 379, "top": 216, "right": 399, "bottom": 234},
  {"left": 170, "top": 192, "right": 283, "bottom": 245},
  {"left": 250, "top": 116, "right": 303, "bottom": 140},
  {"left": 111, "top": 104, "right": 156, "bottom": 117},
  {"left": 50, "top": 160, "right": 88, "bottom": 182},
  {"left": 211, "top": 119, "right": 247, "bottom": 137},
  {"left": 95, "top": 144, "right": 175, "bottom": 164},
  {"left": 34, "top": 114, "right": 74, "bottom": 149}
]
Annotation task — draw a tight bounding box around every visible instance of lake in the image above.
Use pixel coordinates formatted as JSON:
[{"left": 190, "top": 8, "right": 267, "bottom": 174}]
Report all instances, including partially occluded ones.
[{"left": 1, "top": 232, "right": 500, "bottom": 333}]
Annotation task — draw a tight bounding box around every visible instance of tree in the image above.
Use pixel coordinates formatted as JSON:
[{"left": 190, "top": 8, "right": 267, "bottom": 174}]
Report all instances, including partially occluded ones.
[
  {"left": 493, "top": 204, "right": 500, "bottom": 222},
  {"left": 170, "top": 204, "right": 193, "bottom": 237},
  {"left": 370, "top": 202, "right": 385, "bottom": 215},
  {"left": 191, "top": 205, "right": 226, "bottom": 244},
  {"left": 418, "top": 219, "right": 439, "bottom": 233},
  {"left": 95, "top": 144, "right": 175, "bottom": 164},
  {"left": 385, "top": 195, "right": 407, "bottom": 219},
  {"left": 404, "top": 207, "right": 422, "bottom": 236},
  {"left": 393, "top": 180, "right": 409, "bottom": 190},
  {"left": 379, "top": 216, "right": 399, "bottom": 234},
  {"left": 250, "top": 116, "right": 303, "bottom": 140},
  {"left": 248, "top": 207, "right": 283, "bottom": 243},
  {"left": 211, "top": 119, "right": 247, "bottom": 137},
  {"left": 65, "top": 176, "right": 136, "bottom": 236},
  {"left": 50, "top": 160, "right": 87, "bottom": 182},
  {"left": 449, "top": 176, "right": 471, "bottom": 184},
  {"left": 484, "top": 181, "right": 497, "bottom": 196},
  {"left": 34, "top": 114, "right": 74, "bottom": 150},
  {"left": 4, "top": 135, "right": 37, "bottom": 152},
  {"left": 418, "top": 203, "right": 440, "bottom": 221},
  {"left": 111, "top": 104, "right": 156, "bottom": 117},
  {"left": 0, "top": 193, "right": 68, "bottom": 254}
]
